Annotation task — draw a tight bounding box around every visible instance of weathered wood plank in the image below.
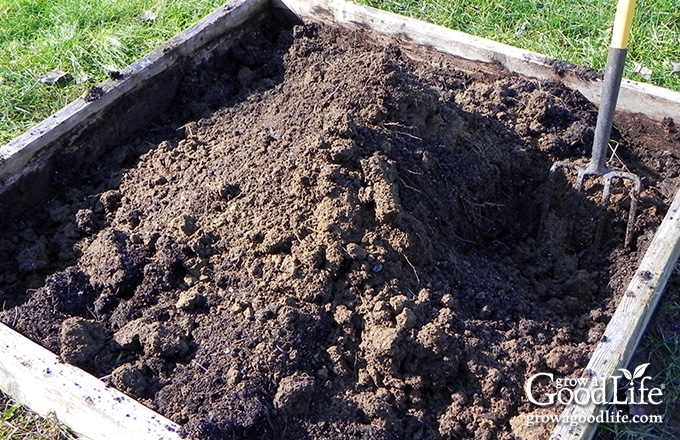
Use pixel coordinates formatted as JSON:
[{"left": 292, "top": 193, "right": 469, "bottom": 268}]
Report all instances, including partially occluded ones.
[
  {"left": 551, "top": 188, "right": 680, "bottom": 440},
  {"left": 0, "top": 0, "right": 269, "bottom": 193},
  {"left": 0, "top": 1, "right": 271, "bottom": 438},
  {"left": 1, "top": 2, "right": 679, "bottom": 440},
  {"left": 275, "top": 0, "right": 680, "bottom": 123},
  {"left": 0, "top": 323, "right": 182, "bottom": 440}
]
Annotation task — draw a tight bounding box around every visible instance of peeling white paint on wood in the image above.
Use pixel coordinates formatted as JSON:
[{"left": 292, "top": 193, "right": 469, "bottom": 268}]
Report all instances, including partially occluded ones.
[
  {"left": 276, "top": 0, "right": 680, "bottom": 124},
  {"left": 0, "top": 323, "right": 182, "bottom": 440},
  {"left": 1, "top": 1, "right": 679, "bottom": 439}
]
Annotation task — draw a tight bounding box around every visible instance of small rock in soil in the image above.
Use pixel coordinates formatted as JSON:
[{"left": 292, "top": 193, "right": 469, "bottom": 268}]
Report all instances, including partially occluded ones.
[
  {"left": 39, "top": 68, "right": 69, "bottom": 85},
  {"left": 175, "top": 287, "right": 206, "bottom": 311},
  {"left": 2, "top": 16, "right": 679, "bottom": 440}
]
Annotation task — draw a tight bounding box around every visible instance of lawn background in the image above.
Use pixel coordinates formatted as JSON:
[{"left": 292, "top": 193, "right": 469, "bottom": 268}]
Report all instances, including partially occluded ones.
[
  {"left": 1, "top": 0, "right": 679, "bottom": 439},
  {"left": 1, "top": 0, "right": 679, "bottom": 145}
]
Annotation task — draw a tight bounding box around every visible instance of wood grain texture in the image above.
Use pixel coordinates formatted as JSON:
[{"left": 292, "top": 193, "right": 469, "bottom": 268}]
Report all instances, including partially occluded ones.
[
  {"left": 275, "top": 0, "right": 680, "bottom": 124},
  {"left": 0, "top": 323, "right": 182, "bottom": 440},
  {"left": 551, "top": 189, "right": 680, "bottom": 440},
  {"left": 1, "top": 1, "right": 679, "bottom": 439},
  {"left": 0, "top": 0, "right": 268, "bottom": 193}
]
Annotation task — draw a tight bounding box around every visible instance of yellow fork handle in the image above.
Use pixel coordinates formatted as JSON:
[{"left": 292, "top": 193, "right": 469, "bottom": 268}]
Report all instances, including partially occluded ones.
[
  {"left": 611, "top": 0, "right": 636, "bottom": 49},
  {"left": 588, "top": 0, "right": 637, "bottom": 174}
]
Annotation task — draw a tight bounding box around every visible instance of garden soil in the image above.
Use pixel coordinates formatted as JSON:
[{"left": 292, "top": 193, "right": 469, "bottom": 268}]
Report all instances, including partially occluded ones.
[{"left": 2, "top": 13, "right": 680, "bottom": 440}]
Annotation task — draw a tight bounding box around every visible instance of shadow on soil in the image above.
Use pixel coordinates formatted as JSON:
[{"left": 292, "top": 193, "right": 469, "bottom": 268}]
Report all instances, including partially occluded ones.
[{"left": 0, "top": 9, "right": 672, "bottom": 440}]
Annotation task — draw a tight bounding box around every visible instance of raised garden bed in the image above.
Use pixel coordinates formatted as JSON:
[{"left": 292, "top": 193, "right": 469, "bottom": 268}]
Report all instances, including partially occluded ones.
[{"left": 1, "top": 1, "right": 680, "bottom": 439}]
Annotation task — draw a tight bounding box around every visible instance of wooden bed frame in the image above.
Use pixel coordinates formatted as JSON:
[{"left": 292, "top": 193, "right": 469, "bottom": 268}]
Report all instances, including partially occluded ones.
[{"left": 1, "top": 1, "right": 679, "bottom": 438}]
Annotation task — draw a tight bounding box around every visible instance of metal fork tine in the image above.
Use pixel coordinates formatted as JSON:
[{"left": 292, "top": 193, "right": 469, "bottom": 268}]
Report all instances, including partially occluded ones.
[
  {"left": 541, "top": 165, "right": 641, "bottom": 249},
  {"left": 540, "top": 0, "right": 641, "bottom": 249},
  {"left": 576, "top": 170, "right": 588, "bottom": 193},
  {"left": 602, "top": 175, "right": 614, "bottom": 205}
]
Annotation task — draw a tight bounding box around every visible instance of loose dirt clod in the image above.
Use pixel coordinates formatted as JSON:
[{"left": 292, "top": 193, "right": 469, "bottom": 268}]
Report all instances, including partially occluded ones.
[
  {"left": 273, "top": 372, "right": 316, "bottom": 414},
  {"left": 1, "top": 14, "right": 679, "bottom": 440},
  {"left": 59, "top": 317, "right": 107, "bottom": 367}
]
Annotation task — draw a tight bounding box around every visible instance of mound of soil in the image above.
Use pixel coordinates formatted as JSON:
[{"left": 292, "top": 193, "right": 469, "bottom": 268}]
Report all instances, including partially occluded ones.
[{"left": 2, "top": 13, "right": 680, "bottom": 440}]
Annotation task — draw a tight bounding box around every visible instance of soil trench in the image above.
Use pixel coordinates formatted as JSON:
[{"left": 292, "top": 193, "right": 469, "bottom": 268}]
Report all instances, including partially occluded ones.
[{"left": 2, "top": 13, "right": 680, "bottom": 440}]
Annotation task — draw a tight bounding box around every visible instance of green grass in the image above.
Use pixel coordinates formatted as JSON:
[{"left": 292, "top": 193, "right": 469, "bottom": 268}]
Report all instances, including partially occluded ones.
[
  {"left": 0, "top": 0, "right": 225, "bottom": 145},
  {"left": 1, "top": 0, "right": 679, "bottom": 438},
  {"left": 359, "top": 0, "right": 680, "bottom": 90},
  {"left": 1, "top": 393, "right": 76, "bottom": 440},
  {"left": 595, "top": 272, "right": 680, "bottom": 440},
  {"left": 2, "top": 0, "right": 679, "bottom": 145}
]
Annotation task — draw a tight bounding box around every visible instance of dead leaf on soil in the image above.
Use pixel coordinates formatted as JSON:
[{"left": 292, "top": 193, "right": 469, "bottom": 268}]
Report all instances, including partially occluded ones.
[
  {"left": 633, "top": 62, "right": 653, "bottom": 80},
  {"left": 38, "top": 68, "right": 69, "bottom": 85}
]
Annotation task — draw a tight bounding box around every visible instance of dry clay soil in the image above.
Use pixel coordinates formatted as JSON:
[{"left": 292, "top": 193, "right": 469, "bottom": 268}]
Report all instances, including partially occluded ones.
[{"left": 2, "top": 14, "right": 680, "bottom": 440}]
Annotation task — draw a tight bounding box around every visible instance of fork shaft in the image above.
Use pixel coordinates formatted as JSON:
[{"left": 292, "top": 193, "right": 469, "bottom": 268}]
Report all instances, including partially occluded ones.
[
  {"left": 588, "top": 0, "right": 636, "bottom": 175},
  {"left": 589, "top": 47, "right": 628, "bottom": 175}
]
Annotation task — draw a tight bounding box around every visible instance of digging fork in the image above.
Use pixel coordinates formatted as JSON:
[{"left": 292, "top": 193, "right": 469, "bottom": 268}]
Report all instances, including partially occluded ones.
[{"left": 544, "top": 0, "right": 642, "bottom": 248}]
